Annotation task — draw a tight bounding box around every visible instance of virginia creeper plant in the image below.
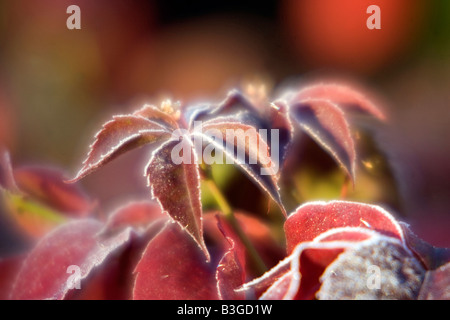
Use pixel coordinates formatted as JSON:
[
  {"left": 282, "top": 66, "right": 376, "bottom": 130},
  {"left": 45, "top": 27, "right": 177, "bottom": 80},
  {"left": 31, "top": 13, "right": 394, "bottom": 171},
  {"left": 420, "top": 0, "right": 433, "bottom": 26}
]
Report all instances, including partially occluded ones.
[{"left": 0, "top": 82, "right": 448, "bottom": 300}]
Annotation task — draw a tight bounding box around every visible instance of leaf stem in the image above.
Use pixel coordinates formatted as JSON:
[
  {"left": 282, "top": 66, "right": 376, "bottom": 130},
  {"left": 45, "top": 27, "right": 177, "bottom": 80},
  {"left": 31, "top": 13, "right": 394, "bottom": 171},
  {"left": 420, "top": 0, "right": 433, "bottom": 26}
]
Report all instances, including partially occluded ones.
[{"left": 202, "top": 172, "right": 268, "bottom": 276}]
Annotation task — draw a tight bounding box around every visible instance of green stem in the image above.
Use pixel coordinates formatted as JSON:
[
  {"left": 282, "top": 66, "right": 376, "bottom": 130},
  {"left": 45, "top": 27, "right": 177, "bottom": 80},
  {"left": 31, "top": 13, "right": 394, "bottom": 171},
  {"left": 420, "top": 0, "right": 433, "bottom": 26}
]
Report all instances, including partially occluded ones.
[{"left": 203, "top": 176, "right": 268, "bottom": 276}]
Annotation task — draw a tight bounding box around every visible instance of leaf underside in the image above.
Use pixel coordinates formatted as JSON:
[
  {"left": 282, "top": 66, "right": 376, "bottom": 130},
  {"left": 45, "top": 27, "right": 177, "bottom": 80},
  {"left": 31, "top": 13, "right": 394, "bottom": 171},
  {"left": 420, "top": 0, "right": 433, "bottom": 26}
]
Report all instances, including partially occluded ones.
[
  {"left": 290, "top": 99, "right": 356, "bottom": 182},
  {"left": 196, "top": 120, "right": 286, "bottom": 216}
]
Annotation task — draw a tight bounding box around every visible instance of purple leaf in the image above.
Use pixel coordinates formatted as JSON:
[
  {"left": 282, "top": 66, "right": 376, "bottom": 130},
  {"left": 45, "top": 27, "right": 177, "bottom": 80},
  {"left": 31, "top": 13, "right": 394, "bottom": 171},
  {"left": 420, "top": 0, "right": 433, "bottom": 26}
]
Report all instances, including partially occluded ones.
[
  {"left": 190, "top": 91, "right": 259, "bottom": 125},
  {"left": 145, "top": 138, "right": 209, "bottom": 260},
  {"left": 318, "top": 237, "right": 425, "bottom": 300},
  {"left": 268, "top": 101, "right": 294, "bottom": 164}
]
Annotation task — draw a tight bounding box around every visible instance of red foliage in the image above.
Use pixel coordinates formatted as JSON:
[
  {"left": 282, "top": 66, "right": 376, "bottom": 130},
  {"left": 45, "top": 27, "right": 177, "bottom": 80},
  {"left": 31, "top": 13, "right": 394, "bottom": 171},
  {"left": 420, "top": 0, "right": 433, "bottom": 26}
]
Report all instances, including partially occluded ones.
[{"left": 1, "top": 83, "right": 448, "bottom": 300}]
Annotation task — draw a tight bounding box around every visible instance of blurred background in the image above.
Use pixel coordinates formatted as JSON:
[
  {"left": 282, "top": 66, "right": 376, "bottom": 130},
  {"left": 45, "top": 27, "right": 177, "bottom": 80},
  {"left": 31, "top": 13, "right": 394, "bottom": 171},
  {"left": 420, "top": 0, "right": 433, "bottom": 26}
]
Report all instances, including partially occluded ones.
[{"left": 0, "top": 0, "right": 449, "bottom": 253}]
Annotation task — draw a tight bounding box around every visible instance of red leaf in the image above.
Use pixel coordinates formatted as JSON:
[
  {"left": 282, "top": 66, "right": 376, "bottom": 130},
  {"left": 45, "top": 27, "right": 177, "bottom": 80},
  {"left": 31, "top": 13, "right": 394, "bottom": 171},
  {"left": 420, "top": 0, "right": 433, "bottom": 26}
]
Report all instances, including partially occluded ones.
[
  {"left": 133, "top": 222, "right": 218, "bottom": 300},
  {"left": 10, "top": 219, "right": 133, "bottom": 300},
  {"left": 69, "top": 115, "right": 171, "bottom": 182},
  {"left": 284, "top": 200, "right": 404, "bottom": 253},
  {"left": 318, "top": 237, "right": 425, "bottom": 300},
  {"left": 400, "top": 222, "right": 450, "bottom": 271},
  {"left": 195, "top": 120, "right": 286, "bottom": 216},
  {"left": 215, "top": 215, "right": 246, "bottom": 300},
  {"left": 0, "top": 255, "right": 24, "bottom": 300},
  {"left": 133, "top": 104, "right": 179, "bottom": 130},
  {"left": 295, "top": 83, "right": 386, "bottom": 121},
  {"left": 14, "top": 166, "right": 93, "bottom": 217},
  {"left": 145, "top": 138, "right": 209, "bottom": 260},
  {"left": 290, "top": 99, "right": 356, "bottom": 181},
  {"left": 241, "top": 240, "right": 356, "bottom": 300},
  {"left": 203, "top": 212, "right": 285, "bottom": 278}
]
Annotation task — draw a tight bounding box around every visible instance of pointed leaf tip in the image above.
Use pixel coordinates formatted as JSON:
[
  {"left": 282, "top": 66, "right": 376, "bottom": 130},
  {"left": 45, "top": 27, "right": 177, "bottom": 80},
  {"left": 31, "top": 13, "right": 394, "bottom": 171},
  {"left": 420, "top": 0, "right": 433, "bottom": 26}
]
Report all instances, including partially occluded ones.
[
  {"left": 70, "top": 115, "right": 171, "bottom": 182},
  {"left": 145, "top": 138, "right": 209, "bottom": 261},
  {"left": 296, "top": 83, "right": 387, "bottom": 121},
  {"left": 291, "top": 99, "right": 356, "bottom": 182}
]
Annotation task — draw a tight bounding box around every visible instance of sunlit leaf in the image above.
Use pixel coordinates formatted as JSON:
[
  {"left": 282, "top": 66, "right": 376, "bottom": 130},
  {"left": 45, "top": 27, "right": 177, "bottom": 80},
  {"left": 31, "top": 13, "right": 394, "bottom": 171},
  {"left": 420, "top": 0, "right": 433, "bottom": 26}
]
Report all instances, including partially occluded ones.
[
  {"left": 215, "top": 215, "right": 246, "bottom": 300},
  {"left": 190, "top": 91, "right": 262, "bottom": 127},
  {"left": 290, "top": 99, "right": 356, "bottom": 181},
  {"left": 284, "top": 200, "right": 404, "bottom": 253},
  {"left": 268, "top": 101, "right": 294, "bottom": 164},
  {"left": 69, "top": 115, "right": 171, "bottom": 182},
  {"left": 0, "top": 150, "right": 19, "bottom": 192},
  {"left": 2, "top": 191, "right": 67, "bottom": 238},
  {"left": 145, "top": 138, "right": 209, "bottom": 260}
]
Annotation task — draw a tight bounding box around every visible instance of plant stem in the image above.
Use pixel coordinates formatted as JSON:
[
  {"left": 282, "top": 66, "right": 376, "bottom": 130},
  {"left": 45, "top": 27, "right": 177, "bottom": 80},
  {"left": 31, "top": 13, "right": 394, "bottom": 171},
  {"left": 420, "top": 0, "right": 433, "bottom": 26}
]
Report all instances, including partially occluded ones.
[{"left": 203, "top": 177, "right": 268, "bottom": 276}]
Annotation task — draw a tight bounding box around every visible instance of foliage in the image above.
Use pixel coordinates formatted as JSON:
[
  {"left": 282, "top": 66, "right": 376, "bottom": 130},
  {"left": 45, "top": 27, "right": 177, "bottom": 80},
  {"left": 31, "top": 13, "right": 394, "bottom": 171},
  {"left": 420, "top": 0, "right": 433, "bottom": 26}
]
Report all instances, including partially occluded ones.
[{"left": 0, "top": 82, "right": 448, "bottom": 300}]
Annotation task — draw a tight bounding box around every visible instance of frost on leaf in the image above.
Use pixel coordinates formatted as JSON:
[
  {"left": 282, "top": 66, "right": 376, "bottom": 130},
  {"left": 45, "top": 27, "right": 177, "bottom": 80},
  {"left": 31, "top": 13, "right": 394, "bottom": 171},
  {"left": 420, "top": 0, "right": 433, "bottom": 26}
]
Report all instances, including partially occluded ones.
[
  {"left": 239, "top": 228, "right": 376, "bottom": 300},
  {"left": 290, "top": 99, "right": 356, "bottom": 181},
  {"left": 10, "top": 219, "right": 134, "bottom": 300},
  {"left": 133, "top": 222, "right": 218, "bottom": 300},
  {"left": 317, "top": 237, "right": 425, "bottom": 300},
  {"left": 69, "top": 115, "right": 171, "bottom": 182},
  {"left": 283, "top": 82, "right": 386, "bottom": 182},
  {"left": 0, "top": 151, "right": 93, "bottom": 237},
  {"left": 284, "top": 200, "right": 404, "bottom": 253},
  {"left": 241, "top": 201, "right": 431, "bottom": 300},
  {"left": 195, "top": 120, "right": 286, "bottom": 215},
  {"left": 145, "top": 138, "right": 209, "bottom": 260}
]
